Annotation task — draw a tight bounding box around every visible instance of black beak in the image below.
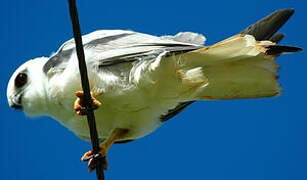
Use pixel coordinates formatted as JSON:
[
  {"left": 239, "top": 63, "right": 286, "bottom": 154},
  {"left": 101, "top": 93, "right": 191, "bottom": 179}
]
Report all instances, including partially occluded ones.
[{"left": 10, "top": 103, "right": 23, "bottom": 110}]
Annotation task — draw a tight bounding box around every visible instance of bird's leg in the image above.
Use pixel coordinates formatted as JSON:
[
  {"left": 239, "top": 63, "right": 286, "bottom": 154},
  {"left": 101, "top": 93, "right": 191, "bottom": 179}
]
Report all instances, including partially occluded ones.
[
  {"left": 74, "top": 91, "right": 102, "bottom": 116},
  {"left": 81, "top": 128, "right": 129, "bottom": 171}
]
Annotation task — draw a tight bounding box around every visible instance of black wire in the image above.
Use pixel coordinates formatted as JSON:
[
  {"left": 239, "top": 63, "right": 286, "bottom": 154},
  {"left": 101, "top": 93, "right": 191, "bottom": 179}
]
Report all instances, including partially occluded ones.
[{"left": 67, "top": 0, "right": 105, "bottom": 179}]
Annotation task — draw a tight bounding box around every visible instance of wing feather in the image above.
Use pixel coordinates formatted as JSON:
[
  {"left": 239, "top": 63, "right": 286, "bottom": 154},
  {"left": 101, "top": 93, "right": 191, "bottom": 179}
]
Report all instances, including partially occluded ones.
[
  {"left": 241, "top": 9, "right": 294, "bottom": 41},
  {"left": 43, "top": 30, "right": 203, "bottom": 75}
]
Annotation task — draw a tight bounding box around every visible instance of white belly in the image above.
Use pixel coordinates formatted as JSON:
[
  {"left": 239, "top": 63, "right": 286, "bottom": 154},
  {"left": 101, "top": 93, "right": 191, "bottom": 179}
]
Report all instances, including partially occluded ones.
[
  {"left": 48, "top": 57, "right": 202, "bottom": 142},
  {"left": 54, "top": 90, "right": 180, "bottom": 142}
]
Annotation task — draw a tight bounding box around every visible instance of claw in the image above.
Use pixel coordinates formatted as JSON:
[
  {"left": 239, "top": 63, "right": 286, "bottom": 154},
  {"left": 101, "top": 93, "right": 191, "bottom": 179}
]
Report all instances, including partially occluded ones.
[
  {"left": 81, "top": 150, "right": 94, "bottom": 161},
  {"left": 88, "top": 158, "right": 95, "bottom": 172},
  {"left": 81, "top": 149, "right": 109, "bottom": 171},
  {"left": 88, "top": 156, "right": 109, "bottom": 172},
  {"left": 74, "top": 91, "right": 102, "bottom": 116},
  {"left": 81, "top": 129, "right": 129, "bottom": 172}
]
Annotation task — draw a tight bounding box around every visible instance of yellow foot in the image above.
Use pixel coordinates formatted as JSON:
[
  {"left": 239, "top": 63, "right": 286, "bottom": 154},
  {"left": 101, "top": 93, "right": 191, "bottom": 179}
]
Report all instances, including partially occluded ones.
[
  {"left": 74, "top": 91, "right": 102, "bottom": 116},
  {"left": 81, "top": 128, "right": 129, "bottom": 172}
]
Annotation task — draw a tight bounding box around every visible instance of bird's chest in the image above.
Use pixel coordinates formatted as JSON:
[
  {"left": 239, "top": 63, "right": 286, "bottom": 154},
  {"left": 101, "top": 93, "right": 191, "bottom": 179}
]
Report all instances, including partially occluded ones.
[
  {"left": 48, "top": 60, "right": 181, "bottom": 141},
  {"left": 94, "top": 86, "right": 180, "bottom": 140},
  {"left": 55, "top": 86, "right": 178, "bottom": 141}
]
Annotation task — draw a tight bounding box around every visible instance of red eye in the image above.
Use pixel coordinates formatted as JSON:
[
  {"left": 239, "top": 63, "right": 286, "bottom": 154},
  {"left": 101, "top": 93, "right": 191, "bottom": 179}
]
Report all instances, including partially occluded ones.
[{"left": 15, "top": 73, "right": 28, "bottom": 88}]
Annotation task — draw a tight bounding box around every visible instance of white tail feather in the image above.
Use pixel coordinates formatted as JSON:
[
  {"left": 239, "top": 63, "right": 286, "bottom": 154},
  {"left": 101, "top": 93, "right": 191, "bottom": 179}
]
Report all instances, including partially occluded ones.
[{"left": 157, "top": 34, "right": 281, "bottom": 100}]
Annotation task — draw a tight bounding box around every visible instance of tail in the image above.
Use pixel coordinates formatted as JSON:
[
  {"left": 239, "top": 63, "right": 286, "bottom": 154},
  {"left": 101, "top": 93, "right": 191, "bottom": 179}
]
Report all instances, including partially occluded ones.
[
  {"left": 162, "top": 9, "right": 302, "bottom": 101},
  {"left": 181, "top": 34, "right": 301, "bottom": 100}
]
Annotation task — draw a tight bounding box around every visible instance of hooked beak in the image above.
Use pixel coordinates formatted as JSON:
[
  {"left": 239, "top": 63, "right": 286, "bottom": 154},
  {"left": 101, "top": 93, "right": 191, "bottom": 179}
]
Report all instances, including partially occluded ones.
[{"left": 9, "top": 93, "right": 23, "bottom": 110}]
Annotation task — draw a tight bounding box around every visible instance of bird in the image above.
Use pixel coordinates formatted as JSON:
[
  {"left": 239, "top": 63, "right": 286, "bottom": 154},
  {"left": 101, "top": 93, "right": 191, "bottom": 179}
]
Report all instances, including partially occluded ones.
[{"left": 7, "top": 9, "right": 302, "bottom": 171}]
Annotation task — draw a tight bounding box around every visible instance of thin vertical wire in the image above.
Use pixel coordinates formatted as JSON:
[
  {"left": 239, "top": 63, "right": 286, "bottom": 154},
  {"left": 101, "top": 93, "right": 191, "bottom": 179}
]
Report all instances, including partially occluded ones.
[{"left": 67, "top": 0, "right": 105, "bottom": 179}]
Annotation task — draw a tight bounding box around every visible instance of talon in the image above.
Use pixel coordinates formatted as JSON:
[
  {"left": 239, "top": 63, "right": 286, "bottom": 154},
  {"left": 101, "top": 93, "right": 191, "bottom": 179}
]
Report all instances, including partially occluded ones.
[
  {"left": 74, "top": 91, "right": 102, "bottom": 116},
  {"left": 81, "top": 150, "right": 93, "bottom": 161},
  {"left": 88, "top": 158, "right": 95, "bottom": 172},
  {"left": 81, "top": 149, "right": 109, "bottom": 171},
  {"left": 81, "top": 129, "right": 129, "bottom": 172},
  {"left": 87, "top": 155, "right": 109, "bottom": 172}
]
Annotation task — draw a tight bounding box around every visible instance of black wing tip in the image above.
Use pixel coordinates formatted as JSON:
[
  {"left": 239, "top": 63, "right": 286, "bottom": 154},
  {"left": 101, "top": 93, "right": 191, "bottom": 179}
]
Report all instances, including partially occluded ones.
[
  {"left": 269, "top": 32, "right": 285, "bottom": 43},
  {"left": 278, "top": 8, "right": 294, "bottom": 15},
  {"left": 266, "top": 45, "right": 303, "bottom": 55},
  {"left": 275, "top": 8, "right": 294, "bottom": 14},
  {"left": 241, "top": 8, "right": 296, "bottom": 41},
  {"left": 271, "top": 8, "right": 295, "bottom": 19}
]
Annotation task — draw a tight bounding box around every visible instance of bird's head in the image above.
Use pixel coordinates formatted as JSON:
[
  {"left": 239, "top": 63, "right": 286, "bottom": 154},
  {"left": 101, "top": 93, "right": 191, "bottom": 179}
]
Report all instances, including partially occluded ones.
[{"left": 7, "top": 57, "right": 49, "bottom": 116}]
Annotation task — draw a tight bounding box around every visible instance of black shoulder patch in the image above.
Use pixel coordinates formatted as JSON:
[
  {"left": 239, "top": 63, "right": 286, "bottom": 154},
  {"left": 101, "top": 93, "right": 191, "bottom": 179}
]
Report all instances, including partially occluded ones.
[
  {"left": 43, "top": 33, "right": 134, "bottom": 74},
  {"left": 88, "top": 33, "right": 133, "bottom": 46},
  {"left": 98, "top": 45, "right": 201, "bottom": 68},
  {"left": 43, "top": 49, "right": 72, "bottom": 74}
]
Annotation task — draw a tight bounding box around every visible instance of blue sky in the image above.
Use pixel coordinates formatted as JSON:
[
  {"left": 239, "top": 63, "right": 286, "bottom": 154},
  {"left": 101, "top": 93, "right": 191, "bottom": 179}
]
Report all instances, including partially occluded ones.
[{"left": 1, "top": 0, "right": 306, "bottom": 180}]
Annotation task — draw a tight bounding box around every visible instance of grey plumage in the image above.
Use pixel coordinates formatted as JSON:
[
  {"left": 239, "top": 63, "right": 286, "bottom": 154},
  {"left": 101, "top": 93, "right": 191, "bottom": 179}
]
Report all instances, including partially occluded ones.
[
  {"left": 43, "top": 31, "right": 202, "bottom": 75},
  {"left": 43, "top": 33, "right": 135, "bottom": 74},
  {"left": 43, "top": 49, "right": 72, "bottom": 74}
]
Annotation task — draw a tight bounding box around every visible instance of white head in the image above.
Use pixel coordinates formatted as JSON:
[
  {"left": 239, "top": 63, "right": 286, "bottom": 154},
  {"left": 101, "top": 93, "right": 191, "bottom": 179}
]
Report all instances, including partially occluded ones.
[{"left": 7, "top": 57, "right": 49, "bottom": 116}]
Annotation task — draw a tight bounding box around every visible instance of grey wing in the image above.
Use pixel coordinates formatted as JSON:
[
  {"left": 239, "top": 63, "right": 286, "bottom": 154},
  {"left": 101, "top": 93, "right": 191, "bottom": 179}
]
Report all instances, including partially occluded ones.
[
  {"left": 43, "top": 30, "right": 203, "bottom": 75},
  {"left": 43, "top": 49, "right": 73, "bottom": 74},
  {"left": 88, "top": 30, "right": 203, "bottom": 67},
  {"left": 43, "top": 31, "right": 135, "bottom": 74}
]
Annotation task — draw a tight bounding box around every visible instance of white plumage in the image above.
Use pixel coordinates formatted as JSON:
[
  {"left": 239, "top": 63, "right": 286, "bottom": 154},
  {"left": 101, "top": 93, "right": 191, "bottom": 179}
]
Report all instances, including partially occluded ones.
[
  {"left": 7, "top": 29, "right": 293, "bottom": 142},
  {"left": 6, "top": 9, "right": 302, "bottom": 145}
]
